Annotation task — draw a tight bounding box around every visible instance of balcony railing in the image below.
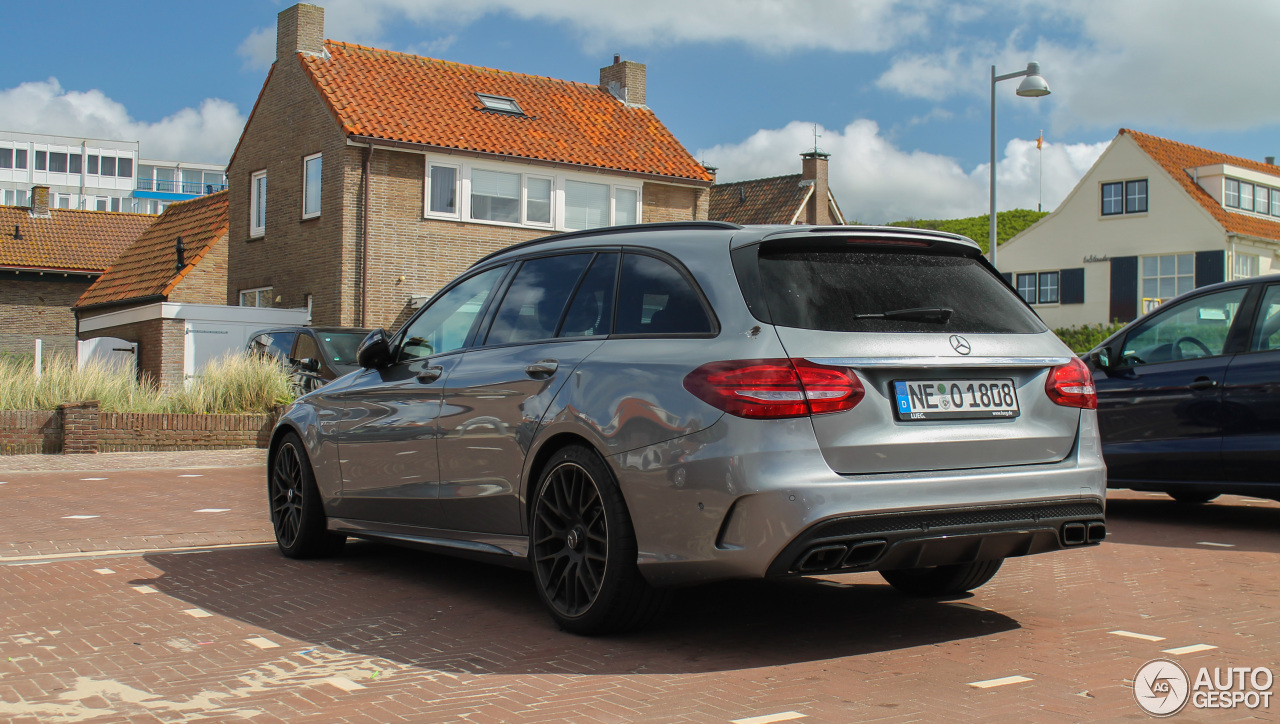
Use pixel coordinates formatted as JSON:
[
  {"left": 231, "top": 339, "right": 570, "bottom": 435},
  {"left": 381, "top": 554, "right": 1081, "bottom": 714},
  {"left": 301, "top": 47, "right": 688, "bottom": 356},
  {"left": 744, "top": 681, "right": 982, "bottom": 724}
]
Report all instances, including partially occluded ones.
[{"left": 136, "top": 178, "right": 227, "bottom": 195}]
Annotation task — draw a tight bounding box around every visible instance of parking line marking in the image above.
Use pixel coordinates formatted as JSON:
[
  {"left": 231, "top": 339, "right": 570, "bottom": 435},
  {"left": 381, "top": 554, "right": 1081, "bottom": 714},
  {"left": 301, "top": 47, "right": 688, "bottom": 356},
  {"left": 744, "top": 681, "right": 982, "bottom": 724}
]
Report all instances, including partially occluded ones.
[
  {"left": 1163, "top": 644, "right": 1218, "bottom": 655},
  {"left": 1196, "top": 541, "right": 1235, "bottom": 548},
  {"left": 969, "top": 675, "right": 1033, "bottom": 688},
  {"left": 1240, "top": 497, "right": 1269, "bottom": 503},
  {"left": 62, "top": 515, "right": 99, "bottom": 520},
  {"left": 245, "top": 637, "right": 279, "bottom": 649},
  {"left": 132, "top": 585, "right": 157, "bottom": 594},
  {"left": 1110, "top": 630, "right": 1166, "bottom": 642},
  {"left": 730, "top": 712, "right": 806, "bottom": 724},
  {"left": 194, "top": 509, "right": 231, "bottom": 513},
  {"left": 93, "top": 568, "right": 115, "bottom": 575},
  {"left": 184, "top": 609, "right": 212, "bottom": 618},
  {"left": 80, "top": 478, "right": 107, "bottom": 481},
  {"left": 178, "top": 474, "right": 204, "bottom": 478},
  {"left": 323, "top": 677, "right": 365, "bottom": 692}
]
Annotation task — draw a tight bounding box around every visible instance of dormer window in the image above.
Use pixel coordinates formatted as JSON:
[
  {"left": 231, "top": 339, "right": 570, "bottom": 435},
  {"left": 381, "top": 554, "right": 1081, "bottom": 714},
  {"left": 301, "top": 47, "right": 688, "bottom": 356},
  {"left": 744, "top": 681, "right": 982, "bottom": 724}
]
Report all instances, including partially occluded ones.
[
  {"left": 476, "top": 93, "right": 524, "bottom": 115},
  {"left": 1224, "top": 177, "right": 1280, "bottom": 217}
]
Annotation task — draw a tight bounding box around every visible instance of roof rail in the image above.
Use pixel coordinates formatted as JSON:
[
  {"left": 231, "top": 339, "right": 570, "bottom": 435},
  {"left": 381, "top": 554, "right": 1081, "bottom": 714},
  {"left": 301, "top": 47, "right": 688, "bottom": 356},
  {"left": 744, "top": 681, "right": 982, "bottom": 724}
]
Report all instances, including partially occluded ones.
[{"left": 470, "top": 221, "right": 742, "bottom": 267}]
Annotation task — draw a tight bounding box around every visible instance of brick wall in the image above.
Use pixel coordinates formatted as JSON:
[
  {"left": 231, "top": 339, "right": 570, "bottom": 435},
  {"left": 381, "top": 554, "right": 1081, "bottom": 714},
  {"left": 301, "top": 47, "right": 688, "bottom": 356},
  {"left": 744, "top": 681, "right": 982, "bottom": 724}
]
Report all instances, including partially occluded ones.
[
  {"left": 0, "top": 402, "right": 278, "bottom": 455},
  {"left": 74, "top": 316, "right": 186, "bottom": 389},
  {"left": 170, "top": 232, "right": 229, "bottom": 305},
  {"left": 0, "top": 275, "right": 94, "bottom": 358},
  {"left": 642, "top": 182, "right": 705, "bottom": 224}
]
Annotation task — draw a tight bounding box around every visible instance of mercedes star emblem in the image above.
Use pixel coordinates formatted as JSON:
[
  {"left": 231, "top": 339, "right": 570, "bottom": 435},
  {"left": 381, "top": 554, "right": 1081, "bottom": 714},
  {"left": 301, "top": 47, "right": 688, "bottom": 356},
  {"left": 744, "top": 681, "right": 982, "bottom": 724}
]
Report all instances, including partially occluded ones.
[{"left": 949, "top": 335, "right": 972, "bottom": 355}]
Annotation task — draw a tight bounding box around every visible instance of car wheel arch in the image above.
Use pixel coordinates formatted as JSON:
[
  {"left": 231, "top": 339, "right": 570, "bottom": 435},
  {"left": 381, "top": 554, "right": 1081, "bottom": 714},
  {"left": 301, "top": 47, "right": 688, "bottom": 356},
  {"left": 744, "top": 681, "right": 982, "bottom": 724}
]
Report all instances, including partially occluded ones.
[{"left": 523, "top": 431, "right": 615, "bottom": 529}]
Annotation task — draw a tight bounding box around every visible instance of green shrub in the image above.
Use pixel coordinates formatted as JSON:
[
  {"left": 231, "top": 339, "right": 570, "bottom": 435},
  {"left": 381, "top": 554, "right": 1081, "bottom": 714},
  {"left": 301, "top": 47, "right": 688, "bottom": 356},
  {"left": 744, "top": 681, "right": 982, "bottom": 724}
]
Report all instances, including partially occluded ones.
[
  {"left": 0, "top": 353, "right": 295, "bottom": 414},
  {"left": 886, "top": 209, "right": 1049, "bottom": 253},
  {"left": 1053, "top": 321, "right": 1126, "bottom": 354}
]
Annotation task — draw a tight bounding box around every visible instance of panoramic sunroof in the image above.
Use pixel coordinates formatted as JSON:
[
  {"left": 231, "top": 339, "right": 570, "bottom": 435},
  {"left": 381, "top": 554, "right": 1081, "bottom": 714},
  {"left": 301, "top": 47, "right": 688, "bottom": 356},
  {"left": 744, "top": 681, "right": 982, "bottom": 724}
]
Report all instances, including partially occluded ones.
[{"left": 476, "top": 93, "right": 524, "bottom": 115}]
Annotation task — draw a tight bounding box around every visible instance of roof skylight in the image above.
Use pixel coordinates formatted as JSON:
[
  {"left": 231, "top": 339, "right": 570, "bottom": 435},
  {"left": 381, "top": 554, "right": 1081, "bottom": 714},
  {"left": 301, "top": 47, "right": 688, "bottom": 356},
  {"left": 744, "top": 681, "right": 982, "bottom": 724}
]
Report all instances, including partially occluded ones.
[{"left": 476, "top": 93, "right": 524, "bottom": 115}]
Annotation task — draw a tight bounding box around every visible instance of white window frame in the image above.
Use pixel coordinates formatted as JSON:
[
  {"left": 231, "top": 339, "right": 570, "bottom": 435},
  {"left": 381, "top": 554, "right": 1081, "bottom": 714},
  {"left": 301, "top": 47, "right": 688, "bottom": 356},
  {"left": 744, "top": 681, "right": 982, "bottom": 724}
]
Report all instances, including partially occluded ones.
[
  {"left": 250, "top": 169, "right": 267, "bottom": 238},
  {"left": 424, "top": 156, "right": 645, "bottom": 231},
  {"left": 1233, "top": 252, "right": 1260, "bottom": 280},
  {"left": 1141, "top": 253, "right": 1195, "bottom": 306},
  {"left": 302, "top": 153, "right": 322, "bottom": 219},
  {"left": 239, "top": 286, "right": 273, "bottom": 307}
]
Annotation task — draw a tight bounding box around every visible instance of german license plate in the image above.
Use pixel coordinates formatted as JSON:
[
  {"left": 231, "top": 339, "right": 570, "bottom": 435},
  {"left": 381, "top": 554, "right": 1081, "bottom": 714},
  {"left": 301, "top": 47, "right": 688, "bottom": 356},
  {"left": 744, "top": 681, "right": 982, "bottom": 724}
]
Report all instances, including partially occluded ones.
[{"left": 893, "top": 379, "right": 1020, "bottom": 420}]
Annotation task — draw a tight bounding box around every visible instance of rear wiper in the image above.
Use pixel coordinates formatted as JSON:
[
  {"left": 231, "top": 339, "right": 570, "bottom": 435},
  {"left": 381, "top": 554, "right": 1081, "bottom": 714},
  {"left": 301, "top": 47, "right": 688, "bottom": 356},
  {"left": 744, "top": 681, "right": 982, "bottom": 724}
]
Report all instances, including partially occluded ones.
[{"left": 849, "top": 307, "right": 953, "bottom": 323}]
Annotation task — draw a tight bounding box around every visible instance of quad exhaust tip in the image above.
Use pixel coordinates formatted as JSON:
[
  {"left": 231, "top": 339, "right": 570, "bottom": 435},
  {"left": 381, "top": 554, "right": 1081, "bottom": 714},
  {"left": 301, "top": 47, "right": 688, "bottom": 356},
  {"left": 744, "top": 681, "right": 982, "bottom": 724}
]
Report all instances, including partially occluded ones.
[
  {"left": 795, "top": 539, "right": 888, "bottom": 572},
  {"left": 1061, "top": 522, "right": 1087, "bottom": 546},
  {"left": 1087, "top": 521, "right": 1106, "bottom": 544}
]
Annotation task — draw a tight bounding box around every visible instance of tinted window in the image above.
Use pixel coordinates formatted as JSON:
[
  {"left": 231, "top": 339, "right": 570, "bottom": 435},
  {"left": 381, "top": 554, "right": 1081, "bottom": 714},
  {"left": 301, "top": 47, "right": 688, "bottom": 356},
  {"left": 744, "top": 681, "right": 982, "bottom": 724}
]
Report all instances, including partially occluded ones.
[
  {"left": 292, "top": 333, "right": 320, "bottom": 362},
  {"left": 1250, "top": 286, "right": 1280, "bottom": 352},
  {"left": 399, "top": 266, "right": 504, "bottom": 361},
  {"left": 615, "top": 254, "right": 713, "bottom": 335},
  {"left": 757, "top": 248, "right": 1045, "bottom": 334},
  {"left": 1121, "top": 288, "right": 1247, "bottom": 366},
  {"left": 317, "top": 332, "right": 366, "bottom": 365},
  {"left": 250, "top": 332, "right": 295, "bottom": 360},
  {"left": 559, "top": 253, "right": 618, "bottom": 338},
  {"left": 486, "top": 254, "right": 592, "bottom": 345}
]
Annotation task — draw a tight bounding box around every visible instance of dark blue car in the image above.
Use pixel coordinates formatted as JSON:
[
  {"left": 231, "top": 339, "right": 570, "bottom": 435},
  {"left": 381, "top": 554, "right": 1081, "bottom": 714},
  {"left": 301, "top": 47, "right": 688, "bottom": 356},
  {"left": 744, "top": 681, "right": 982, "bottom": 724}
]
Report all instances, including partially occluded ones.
[{"left": 1087, "top": 273, "right": 1280, "bottom": 503}]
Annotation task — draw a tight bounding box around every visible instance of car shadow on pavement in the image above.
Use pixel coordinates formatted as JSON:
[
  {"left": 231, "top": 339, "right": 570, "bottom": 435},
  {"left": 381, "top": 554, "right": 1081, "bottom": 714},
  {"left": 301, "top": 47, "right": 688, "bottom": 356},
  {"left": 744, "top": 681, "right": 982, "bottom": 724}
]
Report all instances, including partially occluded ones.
[
  {"left": 141, "top": 542, "right": 1017, "bottom": 676},
  {"left": 1105, "top": 495, "right": 1280, "bottom": 554}
]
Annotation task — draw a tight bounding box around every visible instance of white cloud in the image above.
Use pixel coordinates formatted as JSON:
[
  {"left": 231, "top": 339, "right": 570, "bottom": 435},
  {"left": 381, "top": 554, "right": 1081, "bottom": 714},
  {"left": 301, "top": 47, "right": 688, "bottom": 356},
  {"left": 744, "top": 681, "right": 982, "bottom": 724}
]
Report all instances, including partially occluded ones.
[
  {"left": 237, "top": 26, "right": 276, "bottom": 70},
  {"left": 698, "top": 120, "right": 1107, "bottom": 224},
  {"left": 0, "top": 79, "right": 245, "bottom": 164},
  {"left": 877, "top": 0, "right": 1280, "bottom": 133}
]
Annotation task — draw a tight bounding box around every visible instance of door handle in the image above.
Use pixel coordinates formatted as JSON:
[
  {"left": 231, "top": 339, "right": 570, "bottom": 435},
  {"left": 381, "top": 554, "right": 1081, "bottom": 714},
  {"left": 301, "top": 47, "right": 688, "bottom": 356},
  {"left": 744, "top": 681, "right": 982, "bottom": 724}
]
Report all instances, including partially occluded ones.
[
  {"left": 1189, "top": 377, "right": 1218, "bottom": 391},
  {"left": 416, "top": 365, "right": 444, "bottom": 383},
  {"left": 525, "top": 359, "right": 559, "bottom": 379}
]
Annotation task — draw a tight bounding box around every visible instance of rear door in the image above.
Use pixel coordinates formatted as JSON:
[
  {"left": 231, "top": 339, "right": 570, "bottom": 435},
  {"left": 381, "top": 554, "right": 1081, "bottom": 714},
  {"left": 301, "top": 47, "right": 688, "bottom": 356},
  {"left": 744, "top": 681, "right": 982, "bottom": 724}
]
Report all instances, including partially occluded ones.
[
  {"left": 1094, "top": 286, "right": 1249, "bottom": 484},
  {"left": 741, "top": 238, "right": 1078, "bottom": 475},
  {"left": 1220, "top": 282, "right": 1280, "bottom": 484}
]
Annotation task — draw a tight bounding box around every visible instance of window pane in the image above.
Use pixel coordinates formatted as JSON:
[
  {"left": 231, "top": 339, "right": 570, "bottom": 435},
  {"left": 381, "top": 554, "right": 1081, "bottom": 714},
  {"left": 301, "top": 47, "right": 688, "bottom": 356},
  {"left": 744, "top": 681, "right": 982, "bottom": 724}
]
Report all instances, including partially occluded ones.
[
  {"left": 35, "top": 150, "right": 46, "bottom": 171},
  {"left": 526, "top": 177, "right": 551, "bottom": 224},
  {"left": 1125, "top": 179, "right": 1147, "bottom": 213},
  {"left": 253, "top": 173, "right": 267, "bottom": 231},
  {"left": 1250, "top": 286, "right": 1280, "bottom": 351},
  {"left": 429, "top": 165, "right": 457, "bottom": 214},
  {"left": 1225, "top": 179, "right": 1239, "bottom": 207},
  {"left": 181, "top": 169, "right": 202, "bottom": 194},
  {"left": 564, "top": 180, "right": 610, "bottom": 230},
  {"left": 0, "top": 148, "right": 10, "bottom": 169},
  {"left": 100, "top": 156, "right": 116, "bottom": 176},
  {"left": 1177, "top": 276, "right": 1194, "bottom": 296},
  {"left": 399, "top": 266, "right": 505, "bottom": 360},
  {"left": 117, "top": 158, "right": 132, "bottom": 178},
  {"left": 1016, "top": 273, "right": 1037, "bottom": 304},
  {"left": 614, "top": 188, "right": 638, "bottom": 226},
  {"left": 240, "top": 291, "right": 256, "bottom": 307},
  {"left": 68, "top": 154, "right": 82, "bottom": 174},
  {"left": 616, "top": 254, "right": 713, "bottom": 334},
  {"left": 1158, "top": 255, "right": 1173, "bottom": 276},
  {"left": 485, "top": 254, "right": 592, "bottom": 345},
  {"left": 560, "top": 253, "right": 618, "bottom": 338},
  {"left": 95, "top": 198, "right": 107, "bottom": 211},
  {"left": 1101, "top": 183, "right": 1123, "bottom": 215},
  {"left": 1122, "top": 288, "right": 1247, "bottom": 365},
  {"left": 1142, "top": 256, "right": 1158, "bottom": 277},
  {"left": 1038, "top": 272, "right": 1059, "bottom": 304},
  {"left": 48, "top": 152, "right": 68, "bottom": 173},
  {"left": 470, "top": 169, "right": 520, "bottom": 223},
  {"left": 1257, "top": 186, "right": 1269, "bottom": 213},
  {"left": 1272, "top": 188, "right": 1280, "bottom": 216},
  {"left": 304, "top": 155, "right": 322, "bottom": 216},
  {"left": 203, "top": 171, "right": 224, "bottom": 187},
  {"left": 1240, "top": 182, "right": 1254, "bottom": 211},
  {"left": 1142, "top": 278, "right": 1158, "bottom": 298},
  {"left": 1158, "top": 277, "right": 1175, "bottom": 299},
  {"left": 1176, "top": 254, "right": 1194, "bottom": 275},
  {"left": 110, "top": 197, "right": 120, "bottom": 212},
  {"left": 14, "top": 149, "right": 26, "bottom": 169},
  {"left": 89, "top": 155, "right": 100, "bottom": 175}
]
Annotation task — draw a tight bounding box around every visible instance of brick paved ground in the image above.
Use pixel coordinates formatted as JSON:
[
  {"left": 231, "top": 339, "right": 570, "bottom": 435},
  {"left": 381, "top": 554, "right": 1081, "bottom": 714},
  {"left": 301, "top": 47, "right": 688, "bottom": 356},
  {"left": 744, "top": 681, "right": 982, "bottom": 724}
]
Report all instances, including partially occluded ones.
[{"left": 0, "top": 456, "right": 1276, "bottom": 722}]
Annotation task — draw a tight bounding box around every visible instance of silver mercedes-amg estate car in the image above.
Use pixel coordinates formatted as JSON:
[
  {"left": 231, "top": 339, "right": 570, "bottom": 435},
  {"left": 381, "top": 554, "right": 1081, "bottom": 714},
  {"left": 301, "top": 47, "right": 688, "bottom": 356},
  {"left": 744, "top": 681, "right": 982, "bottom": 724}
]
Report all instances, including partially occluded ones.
[{"left": 268, "top": 221, "right": 1106, "bottom": 634}]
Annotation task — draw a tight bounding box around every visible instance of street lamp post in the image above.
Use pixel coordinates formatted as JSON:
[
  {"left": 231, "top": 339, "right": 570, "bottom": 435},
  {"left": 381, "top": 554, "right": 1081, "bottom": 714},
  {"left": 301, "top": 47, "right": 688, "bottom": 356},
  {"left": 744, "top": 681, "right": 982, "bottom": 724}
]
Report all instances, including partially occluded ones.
[{"left": 989, "top": 61, "right": 1050, "bottom": 271}]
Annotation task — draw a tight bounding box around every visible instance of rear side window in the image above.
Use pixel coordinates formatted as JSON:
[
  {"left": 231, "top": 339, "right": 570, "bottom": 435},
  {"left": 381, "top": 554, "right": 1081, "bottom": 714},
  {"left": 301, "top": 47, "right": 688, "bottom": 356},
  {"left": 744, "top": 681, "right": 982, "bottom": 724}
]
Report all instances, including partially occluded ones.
[
  {"left": 757, "top": 249, "right": 1046, "bottom": 334},
  {"left": 615, "top": 253, "right": 713, "bottom": 335},
  {"left": 486, "top": 254, "right": 592, "bottom": 345},
  {"left": 559, "top": 253, "right": 618, "bottom": 338}
]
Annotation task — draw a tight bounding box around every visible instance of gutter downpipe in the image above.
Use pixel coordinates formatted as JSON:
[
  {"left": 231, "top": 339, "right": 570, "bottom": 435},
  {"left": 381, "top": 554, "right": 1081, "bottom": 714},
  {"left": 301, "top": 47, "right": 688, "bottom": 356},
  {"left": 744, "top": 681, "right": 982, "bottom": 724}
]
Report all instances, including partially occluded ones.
[{"left": 361, "top": 145, "right": 371, "bottom": 328}]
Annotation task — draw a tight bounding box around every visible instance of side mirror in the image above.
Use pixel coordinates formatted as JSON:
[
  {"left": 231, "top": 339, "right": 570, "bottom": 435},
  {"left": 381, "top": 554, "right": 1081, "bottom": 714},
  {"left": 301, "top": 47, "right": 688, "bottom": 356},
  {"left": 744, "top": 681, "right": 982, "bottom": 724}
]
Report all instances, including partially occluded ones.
[
  {"left": 356, "top": 328, "right": 392, "bottom": 369},
  {"left": 1088, "top": 346, "right": 1112, "bottom": 370}
]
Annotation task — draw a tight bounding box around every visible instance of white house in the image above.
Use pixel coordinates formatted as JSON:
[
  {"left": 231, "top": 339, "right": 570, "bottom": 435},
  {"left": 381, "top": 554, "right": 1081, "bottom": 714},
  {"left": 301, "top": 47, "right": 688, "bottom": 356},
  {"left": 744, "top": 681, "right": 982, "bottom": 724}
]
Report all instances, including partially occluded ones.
[{"left": 999, "top": 129, "right": 1280, "bottom": 328}]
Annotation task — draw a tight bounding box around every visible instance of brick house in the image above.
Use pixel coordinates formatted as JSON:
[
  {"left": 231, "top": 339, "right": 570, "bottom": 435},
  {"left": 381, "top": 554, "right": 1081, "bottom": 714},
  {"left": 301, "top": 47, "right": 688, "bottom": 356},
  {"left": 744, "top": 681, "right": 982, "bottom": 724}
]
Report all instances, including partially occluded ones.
[
  {"left": 227, "top": 3, "right": 715, "bottom": 331},
  {"left": 708, "top": 151, "right": 846, "bottom": 225},
  {"left": 73, "top": 191, "right": 230, "bottom": 388},
  {"left": 0, "top": 186, "right": 153, "bottom": 357}
]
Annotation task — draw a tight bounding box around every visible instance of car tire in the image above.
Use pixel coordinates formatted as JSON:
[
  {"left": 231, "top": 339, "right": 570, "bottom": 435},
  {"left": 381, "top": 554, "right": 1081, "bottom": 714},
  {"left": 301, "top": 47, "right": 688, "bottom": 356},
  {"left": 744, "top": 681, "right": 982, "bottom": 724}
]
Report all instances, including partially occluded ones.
[
  {"left": 880, "top": 559, "right": 1004, "bottom": 597},
  {"left": 530, "top": 444, "right": 669, "bottom": 635},
  {"left": 1168, "top": 491, "right": 1219, "bottom": 504},
  {"left": 269, "top": 431, "right": 346, "bottom": 559}
]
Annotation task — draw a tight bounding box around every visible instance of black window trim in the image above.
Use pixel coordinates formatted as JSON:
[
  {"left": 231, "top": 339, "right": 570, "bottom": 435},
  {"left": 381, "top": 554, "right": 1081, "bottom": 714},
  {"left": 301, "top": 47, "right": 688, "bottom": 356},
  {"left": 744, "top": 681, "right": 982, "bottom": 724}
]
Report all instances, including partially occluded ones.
[
  {"left": 607, "top": 247, "right": 721, "bottom": 340},
  {"left": 1101, "top": 181, "right": 1124, "bottom": 216},
  {"left": 1016, "top": 272, "right": 1038, "bottom": 305},
  {"left": 1124, "top": 179, "right": 1148, "bottom": 214},
  {"left": 1037, "top": 270, "right": 1060, "bottom": 304},
  {"left": 475, "top": 251, "right": 599, "bottom": 349}
]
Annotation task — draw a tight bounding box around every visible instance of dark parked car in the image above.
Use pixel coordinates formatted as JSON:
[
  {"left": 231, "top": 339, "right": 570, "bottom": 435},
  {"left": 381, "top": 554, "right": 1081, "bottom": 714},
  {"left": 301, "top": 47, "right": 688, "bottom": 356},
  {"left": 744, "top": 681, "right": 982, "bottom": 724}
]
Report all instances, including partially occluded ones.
[
  {"left": 1087, "top": 273, "right": 1280, "bottom": 503},
  {"left": 246, "top": 327, "right": 370, "bottom": 393}
]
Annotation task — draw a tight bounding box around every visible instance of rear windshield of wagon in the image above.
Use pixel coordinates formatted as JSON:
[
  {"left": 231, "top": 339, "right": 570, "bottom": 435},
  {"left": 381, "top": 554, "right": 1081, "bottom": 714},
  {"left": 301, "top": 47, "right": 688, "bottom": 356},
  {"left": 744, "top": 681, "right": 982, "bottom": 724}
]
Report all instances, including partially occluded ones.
[{"left": 752, "top": 246, "right": 1047, "bottom": 334}]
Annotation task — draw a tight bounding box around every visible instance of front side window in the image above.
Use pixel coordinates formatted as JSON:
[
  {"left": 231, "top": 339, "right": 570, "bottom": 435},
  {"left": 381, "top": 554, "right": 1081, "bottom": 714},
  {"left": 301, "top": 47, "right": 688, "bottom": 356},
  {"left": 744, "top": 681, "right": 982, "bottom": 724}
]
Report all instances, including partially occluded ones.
[
  {"left": 1101, "top": 182, "right": 1123, "bottom": 215},
  {"left": 616, "top": 253, "right": 713, "bottom": 335},
  {"left": 1121, "top": 287, "right": 1246, "bottom": 367},
  {"left": 239, "top": 287, "right": 273, "bottom": 307},
  {"left": 565, "top": 180, "right": 610, "bottom": 230},
  {"left": 485, "top": 254, "right": 593, "bottom": 346},
  {"left": 250, "top": 170, "right": 267, "bottom": 237},
  {"left": 428, "top": 164, "right": 458, "bottom": 215},
  {"left": 1249, "top": 285, "right": 1280, "bottom": 352},
  {"left": 1125, "top": 179, "right": 1147, "bottom": 213},
  {"left": 1016, "top": 273, "right": 1037, "bottom": 304},
  {"left": 302, "top": 153, "right": 322, "bottom": 218},
  {"left": 292, "top": 333, "right": 320, "bottom": 363},
  {"left": 398, "top": 266, "right": 505, "bottom": 361},
  {"left": 1038, "top": 271, "right": 1060, "bottom": 304},
  {"left": 470, "top": 168, "right": 521, "bottom": 223}
]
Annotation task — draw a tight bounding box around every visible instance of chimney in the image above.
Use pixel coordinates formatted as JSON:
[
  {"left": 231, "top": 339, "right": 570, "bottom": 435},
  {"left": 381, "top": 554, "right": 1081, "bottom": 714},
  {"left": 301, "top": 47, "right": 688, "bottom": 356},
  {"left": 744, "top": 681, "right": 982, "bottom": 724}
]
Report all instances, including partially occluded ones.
[
  {"left": 800, "top": 151, "right": 832, "bottom": 225},
  {"left": 1267, "top": 156, "right": 1276, "bottom": 166},
  {"left": 175, "top": 236, "right": 186, "bottom": 272},
  {"left": 29, "top": 185, "right": 50, "bottom": 218},
  {"left": 277, "top": 3, "right": 325, "bottom": 64},
  {"left": 599, "top": 55, "right": 646, "bottom": 107}
]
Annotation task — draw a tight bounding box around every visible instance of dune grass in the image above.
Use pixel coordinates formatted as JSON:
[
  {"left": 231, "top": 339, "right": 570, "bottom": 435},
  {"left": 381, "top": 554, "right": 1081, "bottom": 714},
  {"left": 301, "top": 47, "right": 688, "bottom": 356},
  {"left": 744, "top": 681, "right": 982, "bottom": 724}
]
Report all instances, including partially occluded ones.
[{"left": 0, "top": 353, "right": 295, "bottom": 414}]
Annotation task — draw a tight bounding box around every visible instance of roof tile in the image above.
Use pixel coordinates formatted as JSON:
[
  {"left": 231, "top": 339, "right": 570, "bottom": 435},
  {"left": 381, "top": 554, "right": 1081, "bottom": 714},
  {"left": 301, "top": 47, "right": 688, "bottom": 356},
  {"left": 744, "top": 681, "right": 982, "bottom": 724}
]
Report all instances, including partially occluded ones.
[
  {"left": 0, "top": 206, "right": 154, "bottom": 274},
  {"left": 708, "top": 175, "right": 809, "bottom": 225}
]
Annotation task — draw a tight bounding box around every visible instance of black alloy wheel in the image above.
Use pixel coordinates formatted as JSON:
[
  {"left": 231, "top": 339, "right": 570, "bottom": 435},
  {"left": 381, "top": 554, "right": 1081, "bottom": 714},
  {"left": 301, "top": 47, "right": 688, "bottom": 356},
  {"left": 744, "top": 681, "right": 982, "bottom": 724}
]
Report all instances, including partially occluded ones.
[
  {"left": 269, "top": 432, "right": 346, "bottom": 559},
  {"left": 532, "top": 461, "right": 609, "bottom": 618}
]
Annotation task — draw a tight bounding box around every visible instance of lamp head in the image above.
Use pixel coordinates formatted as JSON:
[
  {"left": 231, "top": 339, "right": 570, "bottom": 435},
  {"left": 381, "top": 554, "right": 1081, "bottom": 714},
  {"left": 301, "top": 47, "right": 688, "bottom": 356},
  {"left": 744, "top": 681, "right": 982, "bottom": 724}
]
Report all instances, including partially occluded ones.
[{"left": 1016, "top": 61, "right": 1051, "bottom": 97}]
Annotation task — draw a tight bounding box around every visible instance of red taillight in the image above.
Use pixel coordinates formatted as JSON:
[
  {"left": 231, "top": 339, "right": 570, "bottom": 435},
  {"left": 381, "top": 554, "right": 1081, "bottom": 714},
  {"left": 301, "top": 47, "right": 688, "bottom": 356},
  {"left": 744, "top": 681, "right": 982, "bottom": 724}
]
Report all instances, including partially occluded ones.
[
  {"left": 1045, "top": 357, "right": 1097, "bottom": 410},
  {"left": 683, "top": 358, "right": 864, "bottom": 419}
]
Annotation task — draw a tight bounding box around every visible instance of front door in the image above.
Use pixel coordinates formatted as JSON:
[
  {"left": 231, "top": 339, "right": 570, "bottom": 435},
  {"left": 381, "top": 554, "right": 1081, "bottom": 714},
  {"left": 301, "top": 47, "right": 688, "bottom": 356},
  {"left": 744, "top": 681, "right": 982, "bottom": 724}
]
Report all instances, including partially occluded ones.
[
  {"left": 1221, "top": 283, "right": 1280, "bottom": 485},
  {"left": 334, "top": 265, "right": 506, "bottom": 527},
  {"left": 1095, "top": 286, "right": 1248, "bottom": 484}
]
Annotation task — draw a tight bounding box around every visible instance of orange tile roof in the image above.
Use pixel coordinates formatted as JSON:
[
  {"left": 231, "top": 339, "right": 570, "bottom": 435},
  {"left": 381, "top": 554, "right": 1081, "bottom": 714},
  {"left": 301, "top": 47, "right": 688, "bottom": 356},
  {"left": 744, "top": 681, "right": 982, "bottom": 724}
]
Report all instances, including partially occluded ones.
[
  {"left": 75, "top": 191, "right": 228, "bottom": 308},
  {"left": 709, "top": 174, "right": 810, "bottom": 225},
  {"left": 300, "top": 42, "right": 713, "bottom": 183},
  {"left": 1123, "top": 128, "right": 1280, "bottom": 243},
  {"left": 0, "top": 206, "right": 154, "bottom": 274}
]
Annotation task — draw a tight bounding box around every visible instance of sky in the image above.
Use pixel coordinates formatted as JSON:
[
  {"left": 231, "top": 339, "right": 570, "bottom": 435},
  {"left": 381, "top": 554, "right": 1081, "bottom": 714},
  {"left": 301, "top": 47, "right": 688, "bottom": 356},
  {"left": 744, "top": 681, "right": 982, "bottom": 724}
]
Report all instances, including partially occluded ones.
[{"left": 1, "top": 0, "right": 1278, "bottom": 224}]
